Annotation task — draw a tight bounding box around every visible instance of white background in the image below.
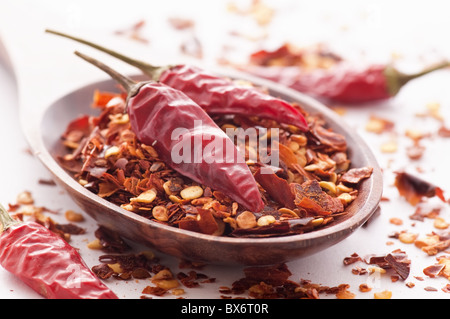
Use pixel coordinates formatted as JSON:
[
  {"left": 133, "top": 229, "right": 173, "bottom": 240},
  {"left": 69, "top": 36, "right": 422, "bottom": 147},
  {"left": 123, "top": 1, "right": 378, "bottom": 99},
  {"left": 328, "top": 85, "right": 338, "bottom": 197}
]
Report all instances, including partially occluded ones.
[{"left": 1, "top": 0, "right": 450, "bottom": 299}]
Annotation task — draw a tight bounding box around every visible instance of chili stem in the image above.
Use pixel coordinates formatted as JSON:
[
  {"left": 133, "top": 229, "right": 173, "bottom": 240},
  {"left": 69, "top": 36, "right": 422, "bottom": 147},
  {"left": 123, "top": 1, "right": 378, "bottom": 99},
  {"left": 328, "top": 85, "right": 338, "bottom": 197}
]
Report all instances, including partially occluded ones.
[
  {"left": 74, "top": 51, "right": 138, "bottom": 95},
  {"left": 399, "top": 61, "right": 450, "bottom": 84},
  {"left": 0, "top": 204, "right": 19, "bottom": 233},
  {"left": 46, "top": 29, "right": 165, "bottom": 80},
  {"left": 386, "top": 61, "right": 450, "bottom": 96}
]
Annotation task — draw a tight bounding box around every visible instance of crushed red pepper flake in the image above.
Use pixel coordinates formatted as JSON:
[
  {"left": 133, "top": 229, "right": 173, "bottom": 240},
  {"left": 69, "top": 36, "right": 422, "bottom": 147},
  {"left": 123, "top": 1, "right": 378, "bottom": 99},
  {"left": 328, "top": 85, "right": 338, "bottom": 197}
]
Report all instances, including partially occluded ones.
[
  {"left": 58, "top": 90, "right": 372, "bottom": 238},
  {"left": 394, "top": 171, "right": 446, "bottom": 206},
  {"left": 340, "top": 167, "right": 373, "bottom": 185},
  {"left": 7, "top": 191, "right": 86, "bottom": 242},
  {"left": 344, "top": 249, "right": 410, "bottom": 280}
]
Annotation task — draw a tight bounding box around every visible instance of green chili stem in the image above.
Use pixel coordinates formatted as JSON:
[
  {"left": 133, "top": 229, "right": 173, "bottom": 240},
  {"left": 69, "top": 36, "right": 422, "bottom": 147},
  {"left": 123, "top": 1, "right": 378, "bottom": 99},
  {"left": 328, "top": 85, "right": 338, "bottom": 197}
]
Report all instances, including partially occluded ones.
[
  {"left": 74, "top": 51, "right": 142, "bottom": 97},
  {"left": 46, "top": 29, "right": 164, "bottom": 80},
  {"left": 386, "top": 61, "right": 450, "bottom": 96},
  {"left": 0, "top": 204, "right": 19, "bottom": 233},
  {"left": 399, "top": 61, "right": 450, "bottom": 84}
]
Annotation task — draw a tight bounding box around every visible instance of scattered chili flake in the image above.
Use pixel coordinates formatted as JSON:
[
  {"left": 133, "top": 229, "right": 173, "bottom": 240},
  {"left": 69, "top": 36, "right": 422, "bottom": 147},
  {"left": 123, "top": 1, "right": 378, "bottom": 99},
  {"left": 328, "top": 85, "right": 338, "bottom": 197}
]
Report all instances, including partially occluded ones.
[
  {"left": 142, "top": 285, "right": 167, "bottom": 296},
  {"left": 389, "top": 217, "right": 403, "bottom": 226},
  {"left": 114, "top": 20, "right": 149, "bottom": 44},
  {"left": 421, "top": 239, "right": 450, "bottom": 256},
  {"left": 340, "top": 167, "right": 373, "bottom": 185},
  {"left": 227, "top": 0, "right": 275, "bottom": 26},
  {"left": 335, "top": 287, "right": 355, "bottom": 299},
  {"left": 38, "top": 178, "right": 57, "bottom": 186},
  {"left": 343, "top": 252, "right": 362, "bottom": 265},
  {"left": 442, "top": 284, "right": 450, "bottom": 293},
  {"left": 406, "top": 143, "right": 426, "bottom": 161},
  {"left": 423, "top": 264, "right": 446, "bottom": 278},
  {"left": 94, "top": 226, "right": 131, "bottom": 253},
  {"left": 438, "top": 125, "right": 450, "bottom": 137},
  {"left": 424, "top": 286, "right": 438, "bottom": 292},
  {"left": 168, "top": 17, "right": 195, "bottom": 30},
  {"left": 359, "top": 283, "right": 372, "bottom": 292},
  {"left": 220, "top": 263, "right": 349, "bottom": 299},
  {"left": 410, "top": 206, "right": 441, "bottom": 222},
  {"left": 365, "top": 115, "right": 395, "bottom": 134},
  {"left": 352, "top": 266, "right": 367, "bottom": 275},
  {"left": 394, "top": 171, "right": 446, "bottom": 206}
]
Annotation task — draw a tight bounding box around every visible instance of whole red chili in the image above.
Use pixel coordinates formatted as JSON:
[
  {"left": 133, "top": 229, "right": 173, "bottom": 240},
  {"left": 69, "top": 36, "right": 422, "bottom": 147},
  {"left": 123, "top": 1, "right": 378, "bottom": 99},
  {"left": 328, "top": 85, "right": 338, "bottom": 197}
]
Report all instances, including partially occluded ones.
[
  {"left": 0, "top": 204, "right": 118, "bottom": 299},
  {"left": 74, "top": 51, "right": 265, "bottom": 213},
  {"left": 45, "top": 30, "right": 308, "bottom": 131},
  {"left": 244, "top": 46, "right": 450, "bottom": 104},
  {"left": 242, "top": 62, "right": 450, "bottom": 104}
]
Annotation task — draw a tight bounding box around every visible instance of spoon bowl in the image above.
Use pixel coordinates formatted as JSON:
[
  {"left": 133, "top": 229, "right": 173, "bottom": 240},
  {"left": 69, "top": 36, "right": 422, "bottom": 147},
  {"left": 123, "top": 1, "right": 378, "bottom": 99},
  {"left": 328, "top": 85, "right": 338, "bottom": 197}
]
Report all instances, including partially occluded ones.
[{"left": 35, "top": 70, "right": 382, "bottom": 265}]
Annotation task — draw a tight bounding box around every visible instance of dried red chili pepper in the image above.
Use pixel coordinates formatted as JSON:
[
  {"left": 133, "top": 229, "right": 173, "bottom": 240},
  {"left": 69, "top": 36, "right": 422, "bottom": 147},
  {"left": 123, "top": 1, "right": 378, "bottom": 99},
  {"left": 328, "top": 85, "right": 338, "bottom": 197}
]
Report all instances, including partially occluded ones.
[
  {"left": 243, "top": 62, "right": 450, "bottom": 104},
  {"left": 75, "top": 51, "right": 264, "bottom": 212},
  {"left": 46, "top": 30, "right": 308, "bottom": 131},
  {"left": 0, "top": 204, "right": 118, "bottom": 299}
]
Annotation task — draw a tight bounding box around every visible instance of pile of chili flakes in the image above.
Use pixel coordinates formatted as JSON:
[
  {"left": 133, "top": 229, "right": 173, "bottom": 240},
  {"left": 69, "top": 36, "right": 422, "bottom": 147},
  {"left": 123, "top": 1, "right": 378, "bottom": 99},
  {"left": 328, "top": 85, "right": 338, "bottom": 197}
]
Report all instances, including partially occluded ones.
[
  {"left": 86, "top": 225, "right": 356, "bottom": 299},
  {"left": 58, "top": 88, "right": 373, "bottom": 238}
]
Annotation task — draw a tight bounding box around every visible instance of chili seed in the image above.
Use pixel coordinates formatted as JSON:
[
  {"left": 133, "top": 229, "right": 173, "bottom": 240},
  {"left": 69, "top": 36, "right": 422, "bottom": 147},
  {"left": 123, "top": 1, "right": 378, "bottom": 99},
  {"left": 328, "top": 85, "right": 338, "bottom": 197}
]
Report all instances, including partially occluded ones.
[
  {"left": 336, "top": 289, "right": 355, "bottom": 299},
  {"left": 290, "top": 134, "right": 307, "bottom": 146},
  {"left": 278, "top": 207, "right": 299, "bottom": 218},
  {"left": 337, "top": 183, "right": 353, "bottom": 193},
  {"left": 171, "top": 288, "right": 185, "bottom": 296},
  {"left": 311, "top": 218, "right": 324, "bottom": 227},
  {"left": 180, "top": 186, "right": 204, "bottom": 200},
  {"left": 380, "top": 140, "right": 398, "bottom": 153},
  {"left": 288, "top": 141, "right": 300, "bottom": 152},
  {"left": 163, "top": 181, "right": 176, "bottom": 195},
  {"left": 398, "top": 232, "right": 418, "bottom": 244},
  {"left": 236, "top": 211, "right": 257, "bottom": 229},
  {"left": 152, "top": 269, "right": 173, "bottom": 280},
  {"left": 17, "top": 191, "right": 34, "bottom": 205},
  {"left": 368, "top": 266, "right": 386, "bottom": 275},
  {"left": 87, "top": 238, "right": 103, "bottom": 250},
  {"left": 257, "top": 215, "right": 276, "bottom": 227},
  {"left": 374, "top": 290, "right": 392, "bottom": 299},
  {"left": 131, "top": 189, "right": 157, "bottom": 204},
  {"left": 152, "top": 206, "right": 169, "bottom": 222},
  {"left": 168, "top": 195, "right": 183, "bottom": 203},
  {"left": 338, "top": 193, "right": 353, "bottom": 204},
  {"left": 108, "top": 263, "right": 124, "bottom": 273},
  {"left": 65, "top": 210, "right": 84, "bottom": 222},
  {"left": 105, "top": 146, "right": 120, "bottom": 158},
  {"left": 433, "top": 217, "right": 449, "bottom": 229},
  {"left": 319, "top": 181, "right": 336, "bottom": 194},
  {"left": 141, "top": 250, "right": 156, "bottom": 260},
  {"left": 141, "top": 144, "right": 159, "bottom": 158}
]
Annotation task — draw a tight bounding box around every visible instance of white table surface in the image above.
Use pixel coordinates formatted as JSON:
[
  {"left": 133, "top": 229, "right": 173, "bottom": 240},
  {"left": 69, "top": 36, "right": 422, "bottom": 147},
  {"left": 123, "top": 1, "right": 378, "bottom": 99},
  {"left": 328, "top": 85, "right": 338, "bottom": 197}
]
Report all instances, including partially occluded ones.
[{"left": 1, "top": 0, "right": 450, "bottom": 299}]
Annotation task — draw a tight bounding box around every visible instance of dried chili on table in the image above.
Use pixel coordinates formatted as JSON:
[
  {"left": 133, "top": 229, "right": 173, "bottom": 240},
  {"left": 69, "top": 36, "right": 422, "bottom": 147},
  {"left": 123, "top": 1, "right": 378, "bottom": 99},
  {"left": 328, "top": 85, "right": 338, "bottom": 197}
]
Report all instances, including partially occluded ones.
[
  {"left": 74, "top": 51, "right": 264, "bottom": 212},
  {"left": 244, "top": 44, "right": 450, "bottom": 104},
  {"left": 0, "top": 204, "right": 118, "bottom": 299},
  {"left": 45, "top": 30, "right": 308, "bottom": 131},
  {"left": 243, "top": 62, "right": 450, "bottom": 104}
]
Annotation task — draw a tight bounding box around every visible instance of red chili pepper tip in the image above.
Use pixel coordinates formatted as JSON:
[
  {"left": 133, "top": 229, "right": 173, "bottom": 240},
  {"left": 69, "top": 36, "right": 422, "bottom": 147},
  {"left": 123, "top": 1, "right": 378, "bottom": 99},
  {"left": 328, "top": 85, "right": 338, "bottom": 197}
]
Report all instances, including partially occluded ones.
[{"left": 0, "top": 204, "right": 118, "bottom": 299}]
